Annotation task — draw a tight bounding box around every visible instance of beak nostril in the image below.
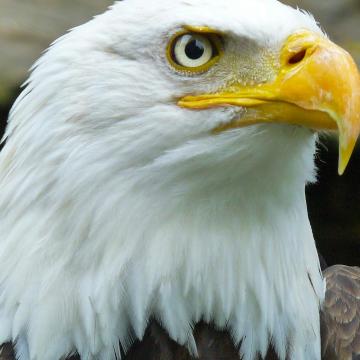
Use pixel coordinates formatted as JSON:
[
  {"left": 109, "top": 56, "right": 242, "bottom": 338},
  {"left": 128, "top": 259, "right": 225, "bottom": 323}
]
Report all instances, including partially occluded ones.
[{"left": 288, "top": 49, "right": 307, "bottom": 65}]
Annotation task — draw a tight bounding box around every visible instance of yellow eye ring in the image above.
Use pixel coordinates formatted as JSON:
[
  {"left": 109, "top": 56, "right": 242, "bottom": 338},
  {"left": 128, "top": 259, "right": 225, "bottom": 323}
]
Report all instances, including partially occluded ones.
[{"left": 166, "top": 29, "right": 223, "bottom": 74}]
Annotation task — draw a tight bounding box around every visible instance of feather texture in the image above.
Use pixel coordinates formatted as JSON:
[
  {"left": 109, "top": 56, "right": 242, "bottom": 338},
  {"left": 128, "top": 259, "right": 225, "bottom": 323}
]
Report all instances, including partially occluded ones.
[
  {"left": 0, "top": 0, "right": 328, "bottom": 359},
  {"left": 321, "top": 266, "right": 360, "bottom": 360}
]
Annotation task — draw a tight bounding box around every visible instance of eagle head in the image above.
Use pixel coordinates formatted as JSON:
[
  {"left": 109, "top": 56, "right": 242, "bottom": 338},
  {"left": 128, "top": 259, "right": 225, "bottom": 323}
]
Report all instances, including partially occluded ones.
[{"left": 0, "top": 0, "right": 359, "bottom": 359}]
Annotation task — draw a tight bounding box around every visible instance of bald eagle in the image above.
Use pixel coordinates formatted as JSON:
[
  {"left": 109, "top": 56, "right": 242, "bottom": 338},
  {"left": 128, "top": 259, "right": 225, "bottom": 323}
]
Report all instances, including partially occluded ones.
[{"left": 0, "top": 0, "right": 359, "bottom": 359}]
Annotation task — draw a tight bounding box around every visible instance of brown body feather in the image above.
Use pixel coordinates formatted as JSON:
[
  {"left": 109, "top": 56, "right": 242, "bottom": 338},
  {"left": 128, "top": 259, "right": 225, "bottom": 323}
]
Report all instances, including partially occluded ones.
[
  {"left": 321, "top": 266, "right": 360, "bottom": 360},
  {"left": 0, "top": 266, "right": 358, "bottom": 360}
]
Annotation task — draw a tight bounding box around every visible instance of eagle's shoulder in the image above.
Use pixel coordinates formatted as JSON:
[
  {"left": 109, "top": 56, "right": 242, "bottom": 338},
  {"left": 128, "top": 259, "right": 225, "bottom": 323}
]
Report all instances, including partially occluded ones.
[{"left": 321, "top": 265, "right": 360, "bottom": 360}]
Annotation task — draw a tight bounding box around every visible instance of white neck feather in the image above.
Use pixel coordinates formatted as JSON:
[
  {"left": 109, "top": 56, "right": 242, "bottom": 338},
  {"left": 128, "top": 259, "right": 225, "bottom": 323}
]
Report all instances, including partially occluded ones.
[
  {"left": 0, "top": 121, "right": 325, "bottom": 360},
  {"left": 117, "top": 160, "right": 325, "bottom": 360}
]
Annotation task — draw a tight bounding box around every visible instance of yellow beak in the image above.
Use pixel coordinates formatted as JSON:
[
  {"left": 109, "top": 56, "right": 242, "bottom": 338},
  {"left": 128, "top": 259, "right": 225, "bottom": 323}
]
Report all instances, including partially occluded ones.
[{"left": 178, "top": 31, "right": 360, "bottom": 175}]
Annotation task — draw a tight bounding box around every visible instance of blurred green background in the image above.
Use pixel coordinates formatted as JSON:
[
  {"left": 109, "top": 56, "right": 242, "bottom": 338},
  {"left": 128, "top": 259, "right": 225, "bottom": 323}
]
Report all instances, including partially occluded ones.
[{"left": 0, "top": 0, "right": 359, "bottom": 266}]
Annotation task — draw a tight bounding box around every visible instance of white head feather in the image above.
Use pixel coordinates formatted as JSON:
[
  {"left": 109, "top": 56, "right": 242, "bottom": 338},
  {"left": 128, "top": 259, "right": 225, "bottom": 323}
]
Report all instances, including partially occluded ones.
[{"left": 0, "top": 0, "right": 325, "bottom": 359}]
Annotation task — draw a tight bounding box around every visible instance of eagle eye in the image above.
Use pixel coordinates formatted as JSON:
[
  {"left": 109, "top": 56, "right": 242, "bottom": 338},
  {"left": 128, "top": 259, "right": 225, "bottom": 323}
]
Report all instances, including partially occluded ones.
[{"left": 167, "top": 31, "right": 223, "bottom": 73}]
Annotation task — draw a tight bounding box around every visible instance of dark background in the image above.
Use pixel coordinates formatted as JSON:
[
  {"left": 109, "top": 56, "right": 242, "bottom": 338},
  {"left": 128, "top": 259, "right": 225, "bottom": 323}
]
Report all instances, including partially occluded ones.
[{"left": 0, "top": 0, "right": 359, "bottom": 267}]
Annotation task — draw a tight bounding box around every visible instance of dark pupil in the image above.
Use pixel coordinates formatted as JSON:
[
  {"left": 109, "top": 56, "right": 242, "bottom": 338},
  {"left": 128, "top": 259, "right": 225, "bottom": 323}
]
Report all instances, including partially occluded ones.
[{"left": 185, "top": 39, "right": 205, "bottom": 60}]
